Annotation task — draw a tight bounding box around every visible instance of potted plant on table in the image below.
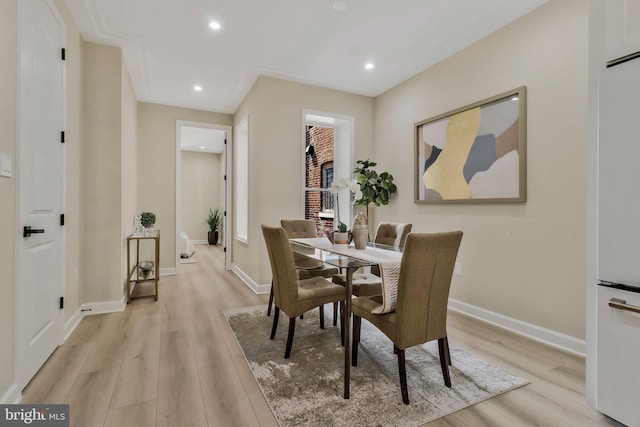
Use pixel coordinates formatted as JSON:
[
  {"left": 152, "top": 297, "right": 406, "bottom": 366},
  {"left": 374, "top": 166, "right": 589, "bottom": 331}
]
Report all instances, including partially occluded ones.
[
  {"left": 351, "top": 159, "right": 398, "bottom": 248},
  {"left": 205, "top": 208, "right": 222, "bottom": 245}
]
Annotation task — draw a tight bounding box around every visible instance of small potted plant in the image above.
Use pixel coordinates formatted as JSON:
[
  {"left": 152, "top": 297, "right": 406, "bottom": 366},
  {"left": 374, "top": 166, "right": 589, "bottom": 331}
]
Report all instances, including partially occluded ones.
[
  {"left": 140, "top": 212, "right": 156, "bottom": 236},
  {"left": 140, "top": 212, "right": 156, "bottom": 228},
  {"left": 205, "top": 208, "right": 222, "bottom": 245}
]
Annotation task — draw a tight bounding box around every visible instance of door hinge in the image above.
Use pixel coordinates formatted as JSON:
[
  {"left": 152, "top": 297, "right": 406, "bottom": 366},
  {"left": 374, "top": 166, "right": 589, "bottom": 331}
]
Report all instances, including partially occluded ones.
[
  {"left": 223, "top": 246, "right": 227, "bottom": 253},
  {"left": 224, "top": 210, "right": 227, "bottom": 217},
  {"left": 60, "top": 214, "right": 65, "bottom": 226},
  {"left": 61, "top": 48, "right": 65, "bottom": 61},
  {"left": 59, "top": 296, "right": 64, "bottom": 310},
  {"left": 61, "top": 131, "right": 65, "bottom": 143},
  {"left": 224, "top": 139, "right": 227, "bottom": 145},
  {"left": 224, "top": 175, "right": 227, "bottom": 181}
]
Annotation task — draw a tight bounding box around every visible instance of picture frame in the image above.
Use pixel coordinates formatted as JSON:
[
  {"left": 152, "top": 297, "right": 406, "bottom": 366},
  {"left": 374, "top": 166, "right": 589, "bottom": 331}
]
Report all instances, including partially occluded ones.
[{"left": 414, "top": 86, "right": 527, "bottom": 204}]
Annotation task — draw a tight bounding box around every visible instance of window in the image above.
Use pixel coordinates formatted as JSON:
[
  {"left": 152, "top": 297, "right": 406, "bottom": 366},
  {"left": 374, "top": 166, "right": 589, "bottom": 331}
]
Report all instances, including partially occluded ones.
[
  {"left": 321, "top": 162, "right": 334, "bottom": 212},
  {"left": 302, "top": 111, "right": 354, "bottom": 232}
]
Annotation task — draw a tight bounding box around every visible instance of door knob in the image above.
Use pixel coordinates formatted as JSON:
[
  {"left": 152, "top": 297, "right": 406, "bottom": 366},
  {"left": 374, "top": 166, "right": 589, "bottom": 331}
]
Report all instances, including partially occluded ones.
[{"left": 23, "top": 226, "right": 45, "bottom": 238}]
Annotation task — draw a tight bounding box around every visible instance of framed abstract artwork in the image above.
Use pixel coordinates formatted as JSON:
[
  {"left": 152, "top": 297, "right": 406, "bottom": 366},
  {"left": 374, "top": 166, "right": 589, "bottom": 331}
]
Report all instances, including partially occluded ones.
[{"left": 414, "top": 87, "right": 527, "bottom": 204}]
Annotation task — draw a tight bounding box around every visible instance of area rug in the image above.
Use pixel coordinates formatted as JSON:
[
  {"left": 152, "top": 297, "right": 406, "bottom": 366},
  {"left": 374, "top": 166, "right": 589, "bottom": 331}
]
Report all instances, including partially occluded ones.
[{"left": 224, "top": 306, "right": 529, "bottom": 427}]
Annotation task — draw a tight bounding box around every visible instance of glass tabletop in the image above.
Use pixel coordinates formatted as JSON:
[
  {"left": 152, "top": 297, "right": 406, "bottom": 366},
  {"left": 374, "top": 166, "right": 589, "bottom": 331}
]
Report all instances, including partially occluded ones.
[
  {"left": 290, "top": 240, "right": 374, "bottom": 269},
  {"left": 290, "top": 239, "right": 402, "bottom": 269}
]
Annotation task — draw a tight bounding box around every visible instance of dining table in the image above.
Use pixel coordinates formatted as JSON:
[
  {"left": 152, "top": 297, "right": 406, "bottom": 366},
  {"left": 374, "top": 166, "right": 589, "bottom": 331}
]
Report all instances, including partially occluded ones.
[{"left": 289, "top": 237, "right": 403, "bottom": 399}]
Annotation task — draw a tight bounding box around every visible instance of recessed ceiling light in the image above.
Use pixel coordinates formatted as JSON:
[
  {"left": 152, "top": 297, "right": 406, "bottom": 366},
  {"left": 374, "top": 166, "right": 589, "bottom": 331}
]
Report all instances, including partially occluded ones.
[
  {"left": 200, "top": 146, "right": 205, "bottom": 149},
  {"left": 364, "top": 63, "right": 374, "bottom": 70},
  {"left": 209, "top": 21, "right": 221, "bottom": 30},
  {"left": 333, "top": 1, "right": 348, "bottom": 12},
  {"left": 194, "top": 85, "right": 203, "bottom": 92}
]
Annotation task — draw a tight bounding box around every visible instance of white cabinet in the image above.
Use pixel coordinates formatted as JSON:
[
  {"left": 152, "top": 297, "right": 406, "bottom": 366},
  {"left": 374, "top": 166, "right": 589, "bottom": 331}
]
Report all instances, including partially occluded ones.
[
  {"left": 597, "top": 285, "right": 640, "bottom": 427},
  {"left": 605, "top": 0, "right": 640, "bottom": 62}
]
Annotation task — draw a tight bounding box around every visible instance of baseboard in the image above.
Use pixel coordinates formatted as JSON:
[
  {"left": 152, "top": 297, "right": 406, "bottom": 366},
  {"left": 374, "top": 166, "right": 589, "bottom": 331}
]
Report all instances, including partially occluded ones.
[
  {"left": 448, "top": 298, "right": 586, "bottom": 357},
  {"left": 64, "top": 307, "right": 84, "bottom": 342},
  {"left": 230, "top": 263, "right": 271, "bottom": 295},
  {"left": 160, "top": 267, "right": 176, "bottom": 276},
  {"left": 0, "top": 383, "right": 20, "bottom": 404},
  {"left": 193, "top": 240, "right": 208, "bottom": 245},
  {"left": 75, "top": 298, "right": 127, "bottom": 317}
]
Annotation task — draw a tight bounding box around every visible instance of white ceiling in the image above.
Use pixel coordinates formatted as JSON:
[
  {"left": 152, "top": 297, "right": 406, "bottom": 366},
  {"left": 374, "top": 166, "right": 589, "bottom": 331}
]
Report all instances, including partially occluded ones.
[{"left": 66, "top": 0, "right": 548, "bottom": 114}]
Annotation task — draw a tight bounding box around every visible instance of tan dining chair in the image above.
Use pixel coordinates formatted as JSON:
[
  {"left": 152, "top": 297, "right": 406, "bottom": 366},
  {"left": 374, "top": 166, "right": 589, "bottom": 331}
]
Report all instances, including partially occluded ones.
[
  {"left": 332, "top": 222, "right": 412, "bottom": 297},
  {"left": 266, "top": 220, "right": 340, "bottom": 327},
  {"left": 261, "top": 225, "right": 347, "bottom": 359},
  {"left": 351, "top": 231, "right": 463, "bottom": 404}
]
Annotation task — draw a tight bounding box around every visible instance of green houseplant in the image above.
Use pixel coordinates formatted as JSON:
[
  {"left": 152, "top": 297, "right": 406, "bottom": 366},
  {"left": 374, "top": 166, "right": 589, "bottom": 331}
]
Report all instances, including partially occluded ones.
[
  {"left": 353, "top": 159, "right": 398, "bottom": 218},
  {"left": 140, "top": 212, "right": 156, "bottom": 228},
  {"left": 205, "top": 209, "right": 222, "bottom": 245}
]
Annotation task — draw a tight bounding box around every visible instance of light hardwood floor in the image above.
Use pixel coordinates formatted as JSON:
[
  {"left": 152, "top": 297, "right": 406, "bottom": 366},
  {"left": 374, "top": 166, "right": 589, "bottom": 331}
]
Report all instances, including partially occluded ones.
[{"left": 22, "top": 244, "right": 621, "bottom": 427}]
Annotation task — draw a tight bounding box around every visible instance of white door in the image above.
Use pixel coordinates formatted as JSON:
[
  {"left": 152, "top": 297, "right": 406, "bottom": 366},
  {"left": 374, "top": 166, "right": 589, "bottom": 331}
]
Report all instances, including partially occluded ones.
[{"left": 17, "top": 0, "right": 65, "bottom": 388}]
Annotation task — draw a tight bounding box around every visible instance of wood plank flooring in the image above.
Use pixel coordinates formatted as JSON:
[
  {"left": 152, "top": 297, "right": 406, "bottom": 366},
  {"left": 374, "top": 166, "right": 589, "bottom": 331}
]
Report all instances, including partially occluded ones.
[{"left": 21, "top": 245, "right": 622, "bottom": 427}]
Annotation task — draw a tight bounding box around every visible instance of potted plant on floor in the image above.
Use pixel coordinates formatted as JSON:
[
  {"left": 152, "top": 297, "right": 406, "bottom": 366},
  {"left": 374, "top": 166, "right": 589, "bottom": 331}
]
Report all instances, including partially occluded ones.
[{"left": 205, "top": 208, "right": 222, "bottom": 245}]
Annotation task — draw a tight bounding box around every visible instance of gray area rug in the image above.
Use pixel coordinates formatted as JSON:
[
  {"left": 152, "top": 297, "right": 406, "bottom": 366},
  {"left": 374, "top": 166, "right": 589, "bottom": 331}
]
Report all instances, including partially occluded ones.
[{"left": 225, "top": 306, "right": 528, "bottom": 427}]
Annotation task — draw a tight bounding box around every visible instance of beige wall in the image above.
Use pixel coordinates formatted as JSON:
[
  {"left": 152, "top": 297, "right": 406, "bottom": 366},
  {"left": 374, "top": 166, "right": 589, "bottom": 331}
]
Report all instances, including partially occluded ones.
[
  {"left": 137, "top": 103, "right": 232, "bottom": 269},
  {"left": 81, "top": 42, "right": 124, "bottom": 302},
  {"left": 233, "top": 76, "right": 375, "bottom": 284},
  {"left": 180, "top": 151, "right": 222, "bottom": 242},
  {"left": 373, "top": 0, "right": 589, "bottom": 339},
  {"left": 0, "top": 0, "right": 18, "bottom": 400}
]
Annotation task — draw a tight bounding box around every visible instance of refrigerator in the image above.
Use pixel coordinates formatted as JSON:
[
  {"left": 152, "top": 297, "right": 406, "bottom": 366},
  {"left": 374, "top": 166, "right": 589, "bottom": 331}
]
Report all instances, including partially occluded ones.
[{"left": 597, "top": 54, "right": 640, "bottom": 427}]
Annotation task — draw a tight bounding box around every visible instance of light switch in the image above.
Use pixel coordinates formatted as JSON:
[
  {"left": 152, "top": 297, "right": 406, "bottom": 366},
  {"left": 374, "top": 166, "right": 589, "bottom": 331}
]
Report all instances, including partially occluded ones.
[{"left": 0, "top": 153, "right": 11, "bottom": 178}]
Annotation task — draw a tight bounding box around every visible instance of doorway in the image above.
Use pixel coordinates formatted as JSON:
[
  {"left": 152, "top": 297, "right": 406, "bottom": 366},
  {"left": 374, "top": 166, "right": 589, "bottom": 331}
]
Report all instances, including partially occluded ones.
[{"left": 176, "top": 121, "right": 232, "bottom": 271}]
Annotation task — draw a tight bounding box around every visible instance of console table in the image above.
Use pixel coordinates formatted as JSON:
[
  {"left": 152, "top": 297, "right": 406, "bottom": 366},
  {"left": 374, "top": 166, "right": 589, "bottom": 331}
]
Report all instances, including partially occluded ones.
[{"left": 126, "top": 230, "right": 160, "bottom": 303}]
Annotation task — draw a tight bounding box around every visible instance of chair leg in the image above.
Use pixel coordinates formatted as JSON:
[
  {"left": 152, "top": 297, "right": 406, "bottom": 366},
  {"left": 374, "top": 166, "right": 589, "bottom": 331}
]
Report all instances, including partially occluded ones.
[
  {"left": 284, "top": 317, "right": 296, "bottom": 359},
  {"left": 443, "top": 336, "right": 452, "bottom": 366},
  {"left": 267, "top": 281, "right": 274, "bottom": 316},
  {"left": 270, "top": 306, "right": 280, "bottom": 340},
  {"left": 397, "top": 347, "right": 409, "bottom": 404},
  {"left": 319, "top": 304, "right": 325, "bottom": 329},
  {"left": 352, "top": 315, "right": 361, "bottom": 367},
  {"left": 340, "top": 301, "right": 345, "bottom": 346},
  {"left": 333, "top": 302, "right": 338, "bottom": 326},
  {"left": 438, "top": 337, "right": 452, "bottom": 387}
]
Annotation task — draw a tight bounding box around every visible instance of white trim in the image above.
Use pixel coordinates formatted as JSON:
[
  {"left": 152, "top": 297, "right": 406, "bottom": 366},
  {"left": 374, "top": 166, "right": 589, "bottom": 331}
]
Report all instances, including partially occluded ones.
[
  {"left": 0, "top": 384, "right": 20, "bottom": 404},
  {"left": 160, "top": 267, "right": 176, "bottom": 276},
  {"left": 192, "top": 240, "right": 208, "bottom": 245},
  {"left": 76, "top": 298, "right": 127, "bottom": 316},
  {"left": 230, "top": 263, "right": 271, "bottom": 295},
  {"left": 448, "top": 298, "right": 586, "bottom": 357},
  {"left": 63, "top": 306, "right": 84, "bottom": 341}
]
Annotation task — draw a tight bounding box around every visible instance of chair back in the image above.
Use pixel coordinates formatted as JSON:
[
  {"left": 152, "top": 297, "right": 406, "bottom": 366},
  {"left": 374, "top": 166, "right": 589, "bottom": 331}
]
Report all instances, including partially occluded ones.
[
  {"left": 261, "top": 225, "right": 300, "bottom": 316},
  {"left": 394, "top": 231, "right": 463, "bottom": 348},
  {"left": 374, "top": 222, "right": 413, "bottom": 248},
  {"left": 280, "top": 219, "right": 318, "bottom": 238}
]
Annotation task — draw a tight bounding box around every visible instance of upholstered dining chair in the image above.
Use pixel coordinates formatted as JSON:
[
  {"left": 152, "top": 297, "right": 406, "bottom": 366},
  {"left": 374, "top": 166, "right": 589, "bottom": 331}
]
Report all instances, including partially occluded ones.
[
  {"left": 332, "top": 222, "right": 412, "bottom": 297},
  {"left": 351, "top": 231, "right": 463, "bottom": 404},
  {"left": 261, "top": 225, "right": 347, "bottom": 359},
  {"left": 266, "top": 220, "right": 340, "bottom": 325}
]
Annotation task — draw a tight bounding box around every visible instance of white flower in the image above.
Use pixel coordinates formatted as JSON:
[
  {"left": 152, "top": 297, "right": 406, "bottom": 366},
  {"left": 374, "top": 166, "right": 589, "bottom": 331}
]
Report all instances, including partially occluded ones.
[{"left": 329, "top": 177, "right": 353, "bottom": 194}]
